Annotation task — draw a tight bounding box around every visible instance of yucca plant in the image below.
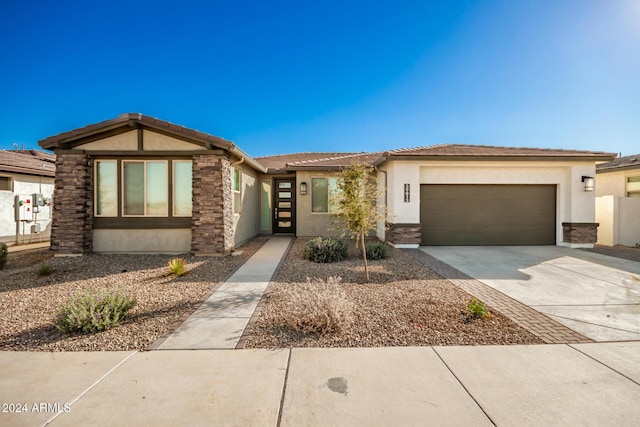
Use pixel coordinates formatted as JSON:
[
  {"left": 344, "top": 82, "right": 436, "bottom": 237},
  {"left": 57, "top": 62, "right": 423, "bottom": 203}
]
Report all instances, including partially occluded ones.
[{"left": 167, "top": 257, "right": 187, "bottom": 276}]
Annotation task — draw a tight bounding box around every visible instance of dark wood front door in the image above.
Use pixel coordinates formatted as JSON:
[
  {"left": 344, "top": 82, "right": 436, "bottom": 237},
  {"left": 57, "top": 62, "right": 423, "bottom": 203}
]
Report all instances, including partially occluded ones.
[{"left": 273, "top": 178, "right": 296, "bottom": 234}]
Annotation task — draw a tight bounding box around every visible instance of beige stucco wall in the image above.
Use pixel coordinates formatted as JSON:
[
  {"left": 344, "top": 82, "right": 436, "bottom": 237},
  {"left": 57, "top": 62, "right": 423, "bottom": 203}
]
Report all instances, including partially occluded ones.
[
  {"left": 143, "top": 130, "right": 201, "bottom": 151},
  {"left": 596, "top": 169, "right": 640, "bottom": 197},
  {"left": 77, "top": 131, "right": 138, "bottom": 150},
  {"left": 380, "top": 160, "right": 598, "bottom": 246},
  {"left": 596, "top": 195, "right": 640, "bottom": 247},
  {"left": 295, "top": 170, "right": 343, "bottom": 237},
  {"left": 93, "top": 229, "right": 191, "bottom": 253},
  {"left": 233, "top": 163, "right": 260, "bottom": 246}
]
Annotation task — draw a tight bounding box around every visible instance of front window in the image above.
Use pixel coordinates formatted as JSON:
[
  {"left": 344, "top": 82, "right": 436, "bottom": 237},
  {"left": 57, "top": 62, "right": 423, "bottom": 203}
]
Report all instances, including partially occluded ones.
[
  {"left": 95, "top": 159, "right": 191, "bottom": 219},
  {"left": 0, "top": 176, "right": 13, "bottom": 192},
  {"left": 173, "top": 161, "right": 192, "bottom": 216},
  {"left": 95, "top": 161, "right": 117, "bottom": 216},
  {"left": 233, "top": 168, "right": 242, "bottom": 214},
  {"left": 628, "top": 176, "right": 640, "bottom": 197},
  {"left": 311, "top": 177, "right": 340, "bottom": 213},
  {"left": 123, "top": 161, "right": 168, "bottom": 216}
]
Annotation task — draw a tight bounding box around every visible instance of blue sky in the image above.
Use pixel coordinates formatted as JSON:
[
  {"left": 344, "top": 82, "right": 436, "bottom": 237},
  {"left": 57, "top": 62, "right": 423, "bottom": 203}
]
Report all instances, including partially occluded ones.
[{"left": 1, "top": 0, "right": 638, "bottom": 156}]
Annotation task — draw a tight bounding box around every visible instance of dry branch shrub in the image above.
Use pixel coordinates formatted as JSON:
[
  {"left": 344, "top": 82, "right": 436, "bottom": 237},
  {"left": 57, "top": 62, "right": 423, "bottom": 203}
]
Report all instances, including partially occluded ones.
[{"left": 279, "top": 276, "right": 354, "bottom": 334}]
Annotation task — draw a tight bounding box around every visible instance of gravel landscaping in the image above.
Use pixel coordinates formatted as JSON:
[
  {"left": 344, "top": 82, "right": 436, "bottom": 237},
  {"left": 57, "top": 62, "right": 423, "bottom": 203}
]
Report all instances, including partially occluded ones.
[
  {"left": 0, "top": 240, "right": 265, "bottom": 351},
  {"left": 243, "top": 238, "right": 545, "bottom": 348}
]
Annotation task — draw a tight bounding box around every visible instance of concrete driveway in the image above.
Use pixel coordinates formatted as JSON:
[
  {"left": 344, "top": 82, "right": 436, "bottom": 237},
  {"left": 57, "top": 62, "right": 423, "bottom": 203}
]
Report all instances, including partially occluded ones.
[{"left": 420, "top": 246, "right": 640, "bottom": 342}]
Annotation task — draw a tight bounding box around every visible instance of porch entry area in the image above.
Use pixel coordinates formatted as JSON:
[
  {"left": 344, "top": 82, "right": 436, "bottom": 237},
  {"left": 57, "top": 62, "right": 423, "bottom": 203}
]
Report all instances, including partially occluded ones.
[{"left": 273, "top": 178, "right": 296, "bottom": 234}]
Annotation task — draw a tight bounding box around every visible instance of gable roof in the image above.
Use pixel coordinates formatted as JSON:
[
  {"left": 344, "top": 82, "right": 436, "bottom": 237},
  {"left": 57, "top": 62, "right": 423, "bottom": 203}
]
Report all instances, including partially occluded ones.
[
  {"left": 0, "top": 150, "right": 56, "bottom": 177},
  {"left": 38, "top": 113, "right": 266, "bottom": 173},
  {"left": 596, "top": 153, "right": 640, "bottom": 173}
]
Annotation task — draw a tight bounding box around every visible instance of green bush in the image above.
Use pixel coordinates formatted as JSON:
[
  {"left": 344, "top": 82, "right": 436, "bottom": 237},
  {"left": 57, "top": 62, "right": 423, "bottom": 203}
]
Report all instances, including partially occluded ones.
[
  {"left": 56, "top": 288, "right": 137, "bottom": 334},
  {"left": 302, "top": 237, "right": 348, "bottom": 263},
  {"left": 0, "top": 242, "right": 7, "bottom": 270},
  {"left": 467, "top": 298, "right": 491, "bottom": 320},
  {"left": 38, "top": 264, "right": 52, "bottom": 276},
  {"left": 365, "top": 241, "right": 389, "bottom": 260}
]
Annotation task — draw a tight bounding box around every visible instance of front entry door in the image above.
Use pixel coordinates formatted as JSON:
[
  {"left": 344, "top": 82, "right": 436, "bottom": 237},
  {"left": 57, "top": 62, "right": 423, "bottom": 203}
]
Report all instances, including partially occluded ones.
[{"left": 273, "top": 178, "right": 296, "bottom": 234}]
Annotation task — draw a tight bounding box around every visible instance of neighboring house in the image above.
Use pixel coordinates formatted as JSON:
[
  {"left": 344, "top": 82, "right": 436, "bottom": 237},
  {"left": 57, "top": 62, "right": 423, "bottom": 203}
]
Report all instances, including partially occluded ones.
[
  {"left": 595, "top": 154, "right": 640, "bottom": 247},
  {"left": 39, "top": 114, "right": 616, "bottom": 255},
  {"left": 0, "top": 150, "right": 55, "bottom": 243}
]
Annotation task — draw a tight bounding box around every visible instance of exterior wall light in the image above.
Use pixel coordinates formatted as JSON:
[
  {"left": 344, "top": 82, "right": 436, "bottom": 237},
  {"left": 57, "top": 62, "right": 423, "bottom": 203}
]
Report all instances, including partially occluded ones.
[
  {"left": 300, "top": 182, "right": 307, "bottom": 195},
  {"left": 582, "top": 176, "right": 594, "bottom": 192}
]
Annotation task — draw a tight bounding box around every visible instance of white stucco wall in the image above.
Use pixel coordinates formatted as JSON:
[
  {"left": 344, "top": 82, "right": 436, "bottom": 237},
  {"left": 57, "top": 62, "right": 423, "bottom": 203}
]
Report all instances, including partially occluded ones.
[
  {"left": 380, "top": 160, "right": 598, "bottom": 246},
  {"left": 0, "top": 173, "right": 54, "bottom": 241},
  {"left": 595, "top": 169, "right": 640, "bottom": 197},
  {"left": 596, "top": 195, "right": 640, "bottom": 247}
]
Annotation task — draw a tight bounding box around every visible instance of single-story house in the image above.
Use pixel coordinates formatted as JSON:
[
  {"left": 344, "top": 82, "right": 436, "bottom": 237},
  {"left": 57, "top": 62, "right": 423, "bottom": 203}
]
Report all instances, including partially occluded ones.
[
  {"left": 595, "top": 154, "right": 640, "bottom": 247},
  {"left": 0, "top": 149, "right": 55, "bottom": 244},
  {"left": 38, "top": 113, "right": 616, "bottom": 255}
]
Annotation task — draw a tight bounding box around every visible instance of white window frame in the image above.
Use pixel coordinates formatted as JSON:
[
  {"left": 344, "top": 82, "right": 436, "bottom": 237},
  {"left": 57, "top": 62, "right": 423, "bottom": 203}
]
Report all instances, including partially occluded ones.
[{"left": 122, "top": 160, "right": 169, "bottom": 217}]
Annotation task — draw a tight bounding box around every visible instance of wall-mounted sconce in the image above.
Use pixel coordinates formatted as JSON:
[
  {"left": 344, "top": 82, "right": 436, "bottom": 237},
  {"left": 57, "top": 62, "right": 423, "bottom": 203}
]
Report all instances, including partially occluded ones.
[
  {"left": 582, "top": 176, "right": 594, "bottom": 192},
  {"left": 300, "top": 182, "right": 307, "bottom": 195}
]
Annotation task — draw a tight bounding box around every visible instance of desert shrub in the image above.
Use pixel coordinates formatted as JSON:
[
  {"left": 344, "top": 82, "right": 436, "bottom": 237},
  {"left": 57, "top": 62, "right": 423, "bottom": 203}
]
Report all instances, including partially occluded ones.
[
  {"left": 365, "top": 241, "right": 389, "bottom": 260},
  {"left": 280, "top": 276, "right": 354, "bottom": 334},
  {"left": 302, "top": 237, "right": 348, "bottom": 263},
  {"left": 167, "top": 257, "right": 187, "bottom": 276},
  {"left": 56, "top": 288, "right": 137, "bottom": 334},
  {"left": 467, "top": 298, "right": 490, "bottom": 320},
  {"left": 0, "top": 242, "right": 7, "bottom": 270},
  {"left": 38, "top": 264, "right": 52, "bottom": 276}
]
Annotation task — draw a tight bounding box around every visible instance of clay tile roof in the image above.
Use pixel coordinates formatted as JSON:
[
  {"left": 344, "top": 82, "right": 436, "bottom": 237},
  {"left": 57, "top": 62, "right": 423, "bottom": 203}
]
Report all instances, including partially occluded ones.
[
  {"left": 596, "top": 153, "right": 640, "bottom": 172},
  {"left": 255, "top": 152, "right": 364, "bottom": 171},
  {"left": 38, "top": 113, "right": 234, "bottom": 150},
  {"left": 0, "top": 150, "right": 56, "bottom": 177}
]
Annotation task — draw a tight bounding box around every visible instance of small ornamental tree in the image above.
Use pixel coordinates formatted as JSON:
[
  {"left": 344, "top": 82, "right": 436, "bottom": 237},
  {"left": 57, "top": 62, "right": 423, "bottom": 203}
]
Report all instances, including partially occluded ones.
[{"left": 335, "top": 160, "right": 385, "bottom": 281}]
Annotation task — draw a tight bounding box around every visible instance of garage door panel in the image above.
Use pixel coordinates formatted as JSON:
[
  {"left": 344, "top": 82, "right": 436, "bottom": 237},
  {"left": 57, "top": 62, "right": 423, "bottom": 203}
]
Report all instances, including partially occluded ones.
[{"left": 420, "top": 184, "right": 556, "bottom": 245}]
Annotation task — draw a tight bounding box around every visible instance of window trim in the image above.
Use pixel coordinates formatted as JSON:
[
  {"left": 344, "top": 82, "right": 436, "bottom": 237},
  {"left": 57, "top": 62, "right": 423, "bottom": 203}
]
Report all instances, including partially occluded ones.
[
  {"left": 94, "top": 160, "right": 118, "bottom": 217},
  {"left": 627, "top": 175, "right": 640, "bottom": 197},
  {"left": 172, "top": 160, "right": 193, "bottom": 217},
  {"left": 0, "top": 175, "right": 13, "bottom": 192},
  {"left": 310, "top": 176, "right": 339, "bottom": 214},
  {"left": 233, "top": 167, "right": 242, "bottom": 214}
]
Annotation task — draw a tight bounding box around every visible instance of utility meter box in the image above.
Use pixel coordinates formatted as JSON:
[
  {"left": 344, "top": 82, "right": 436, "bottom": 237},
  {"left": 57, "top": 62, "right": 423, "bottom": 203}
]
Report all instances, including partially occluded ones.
[
  {"left": 16, "top": 194, "right": 33, "bottom": 221},
  {"left": 34, "top": 193, "right": 45, "bottom": 206}
]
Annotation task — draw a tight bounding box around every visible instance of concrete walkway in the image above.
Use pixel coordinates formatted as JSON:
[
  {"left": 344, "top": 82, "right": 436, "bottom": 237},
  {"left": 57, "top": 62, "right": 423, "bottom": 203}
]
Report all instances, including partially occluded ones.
[
  {"left": 420, "top": 246, "right": 640, "bottom": 342},
  {"left": 2, "top": 342, "right": 640, "bottom": 426},
  {"left": 155, "top": 237, "right": 292, "bottom": 350}
]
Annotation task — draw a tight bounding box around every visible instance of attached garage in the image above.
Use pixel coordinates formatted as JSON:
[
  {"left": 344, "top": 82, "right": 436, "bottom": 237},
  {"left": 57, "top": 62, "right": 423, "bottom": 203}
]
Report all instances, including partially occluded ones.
[{"left": 420, "top": 184, "right": 556, "bottom": 245}]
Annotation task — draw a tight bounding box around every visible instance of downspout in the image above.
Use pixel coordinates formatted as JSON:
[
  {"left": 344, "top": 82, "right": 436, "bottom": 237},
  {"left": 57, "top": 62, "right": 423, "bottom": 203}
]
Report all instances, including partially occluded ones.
[{"left": 230, "top": 157, "right": 244, "bottom": 167}]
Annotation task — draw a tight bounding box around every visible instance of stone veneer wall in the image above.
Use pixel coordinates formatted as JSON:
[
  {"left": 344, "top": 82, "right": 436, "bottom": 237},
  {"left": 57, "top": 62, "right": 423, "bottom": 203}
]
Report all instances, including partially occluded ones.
[
  {"left": 562, "top": 222, "right": 599, "bottom": 244},
  {"left": 50, "top": 153, "right": 93, "bottom": 254},
  {"left": 386, "top": 223, "right": 421, "bottom": 246},
  {"left": 191, "top": 154, "right": 234, "bottom": 254}
]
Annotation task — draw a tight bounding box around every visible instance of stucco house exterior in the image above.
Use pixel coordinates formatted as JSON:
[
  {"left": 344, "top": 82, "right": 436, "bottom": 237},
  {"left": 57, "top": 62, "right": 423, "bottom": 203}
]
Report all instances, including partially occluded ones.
[
  {"left": 595, "top": 154, "right": 640, "bottom": 247},
  {"left": 39, "top": 114, "right": 616, "bottom": 255},
  {"left": 0, "top": 150, "right": 55, "bottom": 244}
]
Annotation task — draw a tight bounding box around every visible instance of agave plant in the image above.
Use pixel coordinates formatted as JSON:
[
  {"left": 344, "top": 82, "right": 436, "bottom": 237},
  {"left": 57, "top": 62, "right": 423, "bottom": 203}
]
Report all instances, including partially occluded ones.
[{"left": 167, "top": 257, "right": 187, "bottom": 276}]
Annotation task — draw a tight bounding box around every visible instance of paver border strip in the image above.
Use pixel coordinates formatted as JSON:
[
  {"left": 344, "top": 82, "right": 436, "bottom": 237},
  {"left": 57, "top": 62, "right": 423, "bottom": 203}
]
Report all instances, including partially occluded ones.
[
  {"left": 146, "top": 238, "right": 269, "bottom": 350},
  {"left": 405, "top": 249, "right": 593, "bottom": 344}
]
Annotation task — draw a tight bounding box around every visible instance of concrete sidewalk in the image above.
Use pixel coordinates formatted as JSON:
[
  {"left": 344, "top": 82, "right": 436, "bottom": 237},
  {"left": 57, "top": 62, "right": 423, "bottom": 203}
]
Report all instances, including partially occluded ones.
[
  {"left": 155, "top": 237, "right": 292, "bottom": 350},
  {"left": 1, "top": 342, "right": 639, "bottom": 426}
]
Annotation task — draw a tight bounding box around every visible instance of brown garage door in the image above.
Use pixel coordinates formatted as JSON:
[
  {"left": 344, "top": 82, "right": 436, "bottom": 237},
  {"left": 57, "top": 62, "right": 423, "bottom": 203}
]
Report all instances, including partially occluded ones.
[{"left": 420, "top": 184, "right": 556, "bottom": 245}]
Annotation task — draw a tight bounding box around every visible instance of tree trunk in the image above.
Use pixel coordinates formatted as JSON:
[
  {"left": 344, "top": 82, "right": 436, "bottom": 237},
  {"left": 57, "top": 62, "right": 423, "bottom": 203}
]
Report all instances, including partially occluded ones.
[{"left": 360, "top": 231, "right": 369, "bottom": 282}]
